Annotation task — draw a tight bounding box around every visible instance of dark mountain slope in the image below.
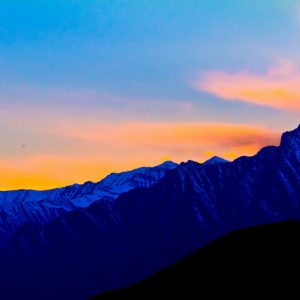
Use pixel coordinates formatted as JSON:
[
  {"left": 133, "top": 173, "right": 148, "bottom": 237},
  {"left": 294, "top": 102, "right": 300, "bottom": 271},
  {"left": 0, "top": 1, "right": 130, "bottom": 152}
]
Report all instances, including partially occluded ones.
[{"left": 93, "top": 220, "right": 300, "bottom": 299}]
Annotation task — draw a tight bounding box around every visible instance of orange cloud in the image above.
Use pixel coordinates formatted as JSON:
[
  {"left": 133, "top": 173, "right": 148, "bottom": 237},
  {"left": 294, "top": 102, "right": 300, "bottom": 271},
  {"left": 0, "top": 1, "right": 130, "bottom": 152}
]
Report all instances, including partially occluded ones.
[
  {"left": 194, "top": 59, "right": 300, "bottom": 111},
  {"left": 0, "top": 99, "right": 281, "bottom": 191},
  {"left": 49, "top": 120, "right": 280, "bottom": 158},
  {"left": 0, "top": 121, "right": 280, "bottom": 191}
]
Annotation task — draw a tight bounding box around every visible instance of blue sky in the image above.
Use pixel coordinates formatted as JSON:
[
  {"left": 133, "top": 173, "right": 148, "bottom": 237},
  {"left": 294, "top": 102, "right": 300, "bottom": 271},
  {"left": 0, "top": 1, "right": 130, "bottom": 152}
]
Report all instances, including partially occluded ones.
[{"left": 0, "top": 0, "right": 299, "bottom": 189}]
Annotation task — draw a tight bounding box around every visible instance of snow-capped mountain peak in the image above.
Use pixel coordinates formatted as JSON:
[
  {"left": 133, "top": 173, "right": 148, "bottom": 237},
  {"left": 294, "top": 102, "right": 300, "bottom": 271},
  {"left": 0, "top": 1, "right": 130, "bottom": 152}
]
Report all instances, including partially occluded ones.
[{"left": 203, "top": 156, "right": 229, "bottom": 165}]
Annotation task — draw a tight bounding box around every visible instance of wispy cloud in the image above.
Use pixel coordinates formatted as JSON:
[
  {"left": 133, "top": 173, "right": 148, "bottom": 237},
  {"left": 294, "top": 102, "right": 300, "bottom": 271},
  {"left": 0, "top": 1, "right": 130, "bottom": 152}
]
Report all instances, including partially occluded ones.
[
  {"left": 193, "top": 59, "right": 300, "bottom": 111},
  {"left": 0, "top": 86, "right": 283, "bottom": 190},
  {"left": 0, "top": 120, "right": 280, "bottom": 190},
  {"left": 53, "top": 120, "right": 279, "bottom": 153}
]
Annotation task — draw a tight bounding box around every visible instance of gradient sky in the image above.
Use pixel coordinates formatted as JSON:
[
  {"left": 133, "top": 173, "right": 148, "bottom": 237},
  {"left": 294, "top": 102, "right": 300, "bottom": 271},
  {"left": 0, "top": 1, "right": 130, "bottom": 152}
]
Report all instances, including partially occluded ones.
[{"left": 0, "top": 0, "right": 300, "bottom": 190}]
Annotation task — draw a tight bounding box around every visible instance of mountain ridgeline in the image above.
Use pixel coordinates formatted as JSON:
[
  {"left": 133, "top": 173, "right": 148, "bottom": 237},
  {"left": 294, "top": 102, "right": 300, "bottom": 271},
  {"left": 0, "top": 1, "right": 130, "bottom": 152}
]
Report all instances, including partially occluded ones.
[
  {"left": 0, "top": 125, "right": 300, "bottom": 300},
  {"left": 0, "top": 161, "right": 177, "bottom": 246}
]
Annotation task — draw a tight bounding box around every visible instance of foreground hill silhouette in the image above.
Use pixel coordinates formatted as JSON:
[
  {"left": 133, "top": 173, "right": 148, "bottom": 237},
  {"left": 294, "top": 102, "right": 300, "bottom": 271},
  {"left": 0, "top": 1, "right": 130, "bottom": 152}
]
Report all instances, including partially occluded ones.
[
  {"left": 0, "top": 125, "right": 300, "bottom": 299},
  {"left": 92, "top": 220, "right": 300, "bottom": 299}
]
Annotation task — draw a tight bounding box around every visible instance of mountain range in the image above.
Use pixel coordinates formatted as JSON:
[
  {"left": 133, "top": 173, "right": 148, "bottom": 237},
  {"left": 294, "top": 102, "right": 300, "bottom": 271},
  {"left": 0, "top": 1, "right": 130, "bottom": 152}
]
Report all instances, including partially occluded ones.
[
  {"left": 0, "top": 124, "right": 300, "bottom": 299},
  {"left": 0, "top": 161, "right": 177, "bottom": 246}
]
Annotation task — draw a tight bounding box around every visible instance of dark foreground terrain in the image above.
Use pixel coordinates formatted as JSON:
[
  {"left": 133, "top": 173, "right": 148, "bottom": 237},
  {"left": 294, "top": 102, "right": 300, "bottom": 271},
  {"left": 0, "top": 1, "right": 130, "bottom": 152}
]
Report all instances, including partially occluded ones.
[{"left": 92, "top": 220, "right": 300, "bottom": 299}]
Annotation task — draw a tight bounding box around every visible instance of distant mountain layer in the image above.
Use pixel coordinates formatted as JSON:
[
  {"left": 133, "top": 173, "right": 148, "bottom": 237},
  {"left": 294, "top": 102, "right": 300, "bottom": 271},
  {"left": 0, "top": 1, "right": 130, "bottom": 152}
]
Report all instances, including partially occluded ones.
[
  {"left": 92, "top": 220, "right": 300, "bottom": 299},
  {"left": 0, "top": 125, "right": 300, "bottom": 300},
  {"left": 0, "top": 161, "right": 177, "bottom": 246}
]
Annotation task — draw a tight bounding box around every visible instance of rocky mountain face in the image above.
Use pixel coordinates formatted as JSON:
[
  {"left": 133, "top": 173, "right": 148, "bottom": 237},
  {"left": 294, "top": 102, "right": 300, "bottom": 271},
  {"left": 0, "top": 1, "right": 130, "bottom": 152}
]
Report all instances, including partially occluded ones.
[
  {"left": 0, "top": 161, "right": 177, "bottom": 246},
  {"left": 0, "top": 125, "right": 300, "bottom": 300}
]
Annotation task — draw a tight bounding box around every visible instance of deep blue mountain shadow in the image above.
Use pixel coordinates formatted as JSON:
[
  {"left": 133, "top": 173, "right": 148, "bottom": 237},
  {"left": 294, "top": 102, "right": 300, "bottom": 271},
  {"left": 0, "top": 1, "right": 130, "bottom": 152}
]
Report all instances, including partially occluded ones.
[
  {"left": 0, "top": 125, "right": 300, "bottom": 300},
  {"left": 91, "top": 220, "right": 300, "bottom": 299}
]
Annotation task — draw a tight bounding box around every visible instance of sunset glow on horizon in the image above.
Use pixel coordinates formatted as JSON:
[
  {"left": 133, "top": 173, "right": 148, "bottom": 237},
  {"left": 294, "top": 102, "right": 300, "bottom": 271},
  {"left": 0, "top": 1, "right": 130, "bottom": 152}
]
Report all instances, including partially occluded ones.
[
  {"left": 0, "top": 117, "right": 282, "bottom": 190},
  {"left": 0, "top": 0, "right": 299, "bottom": 190}
]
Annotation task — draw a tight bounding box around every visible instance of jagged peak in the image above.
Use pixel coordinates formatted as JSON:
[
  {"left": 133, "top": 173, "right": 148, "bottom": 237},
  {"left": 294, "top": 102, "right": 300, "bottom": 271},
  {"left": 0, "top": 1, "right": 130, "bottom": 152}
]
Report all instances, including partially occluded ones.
[
  {"left": 157, "top": 161, "right": 178, "bottom": 169},
  {"left": 203, "top": 156, "right": 229, "bottom": 165},
  {"left": 280, "top": 124, "right": 300, "bottom": 150}
]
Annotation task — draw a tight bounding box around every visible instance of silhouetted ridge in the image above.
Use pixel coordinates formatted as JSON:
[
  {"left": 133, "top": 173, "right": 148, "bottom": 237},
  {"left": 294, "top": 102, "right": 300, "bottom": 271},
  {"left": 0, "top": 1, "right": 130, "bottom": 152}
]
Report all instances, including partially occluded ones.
[{"left": 92, "top": 221, "right": 300, "bottom": 299}]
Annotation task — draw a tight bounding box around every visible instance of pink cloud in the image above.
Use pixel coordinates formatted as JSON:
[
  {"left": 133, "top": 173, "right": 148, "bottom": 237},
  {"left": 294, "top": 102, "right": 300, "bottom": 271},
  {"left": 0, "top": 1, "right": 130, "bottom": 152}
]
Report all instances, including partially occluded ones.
[{"left": 193, "top": 59, "right": 300, "bottom": 111}]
